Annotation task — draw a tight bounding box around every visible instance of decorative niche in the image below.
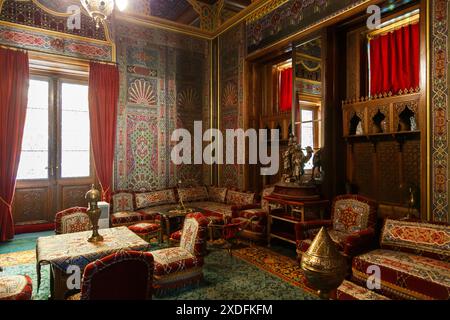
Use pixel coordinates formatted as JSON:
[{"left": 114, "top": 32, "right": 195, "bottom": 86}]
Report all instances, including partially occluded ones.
[
  {"left": 342, "top": 92, "right": 421, "bottom": 138},
  {"left": 349, "top": 113, "right": 363, "bottom": 135},
  {"left": 370, "top": 107, "right": 389, "bottom": 134},
  {"left": 395, "top": 101, "right": 419, "bottom": 132}
]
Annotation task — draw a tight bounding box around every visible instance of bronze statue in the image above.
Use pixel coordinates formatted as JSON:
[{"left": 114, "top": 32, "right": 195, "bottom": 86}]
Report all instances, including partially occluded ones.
[
  {"left": 281, "top": 135, "right": 314, "bottom": 184},
  {"left": 311, "top": 148, "right": 323, "bottom": 181}
]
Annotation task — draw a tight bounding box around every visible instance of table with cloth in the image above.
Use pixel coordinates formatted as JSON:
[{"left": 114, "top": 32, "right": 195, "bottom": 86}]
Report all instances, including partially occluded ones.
[{"left": 36, "top": 227, "right": 151, "bottom": 299}]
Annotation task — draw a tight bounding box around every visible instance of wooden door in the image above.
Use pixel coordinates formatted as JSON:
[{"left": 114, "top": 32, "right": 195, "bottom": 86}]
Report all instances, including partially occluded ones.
[{"left": 13, "top": 75, "right": 95, "bottom": 226}]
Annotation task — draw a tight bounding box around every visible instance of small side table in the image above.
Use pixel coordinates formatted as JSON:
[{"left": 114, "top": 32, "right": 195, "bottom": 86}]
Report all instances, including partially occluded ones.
[
  {"left": 264, "top": 195, "right": 329, "bottom": 247},
  {"left": 207, "top": 222, "right": 244, "bottom": 256}
]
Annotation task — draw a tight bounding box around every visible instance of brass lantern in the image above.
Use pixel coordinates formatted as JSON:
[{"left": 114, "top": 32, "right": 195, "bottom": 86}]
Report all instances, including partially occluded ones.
[
  {"left": 80, "top": 0, "right": 114, "bottom": 28},
  {"left": 301, "top": 227, "right": 347, "bottom": 299},
  {"left": 85, "top": 184, "right": 104, "bottom": 242}
]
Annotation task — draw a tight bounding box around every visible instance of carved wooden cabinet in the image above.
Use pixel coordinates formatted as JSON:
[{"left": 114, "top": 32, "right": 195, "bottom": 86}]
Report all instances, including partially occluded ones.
[{"left": 341, "top": 92, "right": 422, "bottom": 213}]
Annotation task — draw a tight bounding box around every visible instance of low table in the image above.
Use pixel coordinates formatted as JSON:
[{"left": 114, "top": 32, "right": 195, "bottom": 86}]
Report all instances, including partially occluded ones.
[
  {"left": 158, "top": 207, "right": 222, "bottom": 242},
  {"left": 207, "top": 222, "right": 245, "bottom": 256},
  {"left": 158, "top": 208, "right": 196, "bottom": 242},
  {"left": 36, "top": 227, "right": 150, "bottom": 300}
]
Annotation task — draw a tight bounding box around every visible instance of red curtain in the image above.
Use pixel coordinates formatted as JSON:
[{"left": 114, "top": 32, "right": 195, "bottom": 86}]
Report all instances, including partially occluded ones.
[
  {"left": 0, "top": 48, "right": 29, "bottom": 242},
  {"left": 370, "top": 23, "right": 420, "bottom": 96},
  {"left": 88, "top": 62, "right": 119, "bottom": 203},
  {"left": 279, "top": 67, "right": 293, "bottom": 112}
]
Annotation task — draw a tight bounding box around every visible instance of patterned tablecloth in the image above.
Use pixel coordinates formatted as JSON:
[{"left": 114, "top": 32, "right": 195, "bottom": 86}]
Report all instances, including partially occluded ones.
[{"left": 36, "top": 227, "right": 151, "bottom": 289}]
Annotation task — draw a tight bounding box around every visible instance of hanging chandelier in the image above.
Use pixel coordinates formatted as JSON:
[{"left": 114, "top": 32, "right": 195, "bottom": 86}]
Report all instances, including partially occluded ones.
[{"left": 80, "top": 0, "right": 128, "bottom": 28}]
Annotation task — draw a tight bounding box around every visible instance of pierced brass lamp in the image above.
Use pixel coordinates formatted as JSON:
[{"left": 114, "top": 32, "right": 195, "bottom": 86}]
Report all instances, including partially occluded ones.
[
  {"left": 301, "top": 227, "right": 347, "bottom": 299},
  {"left": 85, "top": 184, "right": 104, "bottom": 243}
]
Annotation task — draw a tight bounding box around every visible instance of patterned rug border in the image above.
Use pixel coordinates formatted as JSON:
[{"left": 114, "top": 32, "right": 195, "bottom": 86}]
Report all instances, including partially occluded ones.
[
  {"left": 0, "top": 243, "right": 317, "bottom": 298},
  {"left": 0, "top": 250, "right": 36, "bottom": 268},
  {"left": 232, "top": 246, "right": 317, "bottom": 296}
]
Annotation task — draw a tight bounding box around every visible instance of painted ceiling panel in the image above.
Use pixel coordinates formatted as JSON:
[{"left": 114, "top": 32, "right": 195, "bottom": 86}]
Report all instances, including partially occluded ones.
[{"left": 150, "top": 0, "right": 192, "bottom": 21}]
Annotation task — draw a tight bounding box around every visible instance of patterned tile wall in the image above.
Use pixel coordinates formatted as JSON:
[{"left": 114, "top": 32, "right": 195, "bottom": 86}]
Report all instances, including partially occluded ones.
[
  {"left": 114, "top": 21, "right": 210, "bottom": 191},
  {"left": 218, "top": 23, "right": 246, "bottom": 189},
  {"left": 431, "top": 0, "right": 449, "bottom": 222}
]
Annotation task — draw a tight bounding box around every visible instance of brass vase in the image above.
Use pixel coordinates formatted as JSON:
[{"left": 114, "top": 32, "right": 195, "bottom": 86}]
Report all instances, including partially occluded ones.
[
  {"left": 85, "top": 185, "right": 104, "bottom": 243},
  {"left": 301, "top": 227, "right": 347, "bottom": 299}
]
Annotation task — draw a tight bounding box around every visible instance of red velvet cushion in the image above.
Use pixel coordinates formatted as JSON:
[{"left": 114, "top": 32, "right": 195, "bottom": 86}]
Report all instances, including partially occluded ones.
[
  {"left": 128, "top": 222, "right": 160, "bottom": 234},
  {"left": 170, "top": 230, "right": 182, "bottom": 241}
]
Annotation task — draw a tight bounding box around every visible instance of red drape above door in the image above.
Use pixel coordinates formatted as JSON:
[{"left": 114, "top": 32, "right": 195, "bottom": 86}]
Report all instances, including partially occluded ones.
[
  {"left": 279, "top": 67, "right": 293, "bottom": 112},
  {"left": 370, "top": 23, "right": 420, "bottom": 96},
  {"left": 88, "top": 62, "right": 119, "bottom": 203},
  {"left": 0, "top": 47, "right": 29, "bottom": 242}
]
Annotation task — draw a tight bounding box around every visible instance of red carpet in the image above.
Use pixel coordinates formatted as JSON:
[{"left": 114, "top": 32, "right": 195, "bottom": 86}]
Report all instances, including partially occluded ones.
[{"left": 15, "top": 223, "right": 54, "bottom": 234}]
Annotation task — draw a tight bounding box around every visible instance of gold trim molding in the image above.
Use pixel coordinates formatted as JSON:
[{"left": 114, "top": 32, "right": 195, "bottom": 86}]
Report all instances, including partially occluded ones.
[
  {"left": 368, "top": 13, "right": 420, "bottom": 39},
  {"left": 0, "top": 20, "right": 116, "bottom": 61},
  {"left": 245, "top": 0, "right": 290, "bottom": 24},
  {"left": 115, "top": 11, "right": 214, "bottom": 40}
]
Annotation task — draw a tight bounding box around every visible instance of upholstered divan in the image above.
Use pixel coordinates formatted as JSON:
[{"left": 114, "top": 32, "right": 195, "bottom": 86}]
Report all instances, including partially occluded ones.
[
  {"left": 152, "top": 213, "right": 209, "bottom": 294},
  {"left": 110, "top": 189, "right": 177, "bottom": 227},
  {"left": 352, "top": 218, "right": 450, "bottom": 300},
  {"left": 111, "top": 187, "right": 256, "bottom": 229},
  {"left": 295, "top": 194, "right": 378, "bottom": 261},
  {"left": 169, "top": 186, "right": 257, "bottom": 243},
  {"left": 230, "top": 186, "right": 275, "bottom": 242}
]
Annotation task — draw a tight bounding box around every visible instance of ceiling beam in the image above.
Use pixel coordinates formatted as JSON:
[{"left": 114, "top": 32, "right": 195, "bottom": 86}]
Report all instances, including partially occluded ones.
[
  {"left": 225, "top": 0, "right": 251, "bottom": 10},
  {"left": 175, "top": 6, "right": 199, "bottom": 25},
  {"left": 197, "top": 0, "right": 251, "bottom": 9}
]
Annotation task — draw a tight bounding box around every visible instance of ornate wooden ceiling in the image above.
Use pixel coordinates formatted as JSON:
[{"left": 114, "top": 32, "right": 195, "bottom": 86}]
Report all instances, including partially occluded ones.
[
  {"left": 150, "top": 0, "right": 251, "bottom": 26},
  {"left": 36, "top": 0, "right": 251, "bottom": 30}
]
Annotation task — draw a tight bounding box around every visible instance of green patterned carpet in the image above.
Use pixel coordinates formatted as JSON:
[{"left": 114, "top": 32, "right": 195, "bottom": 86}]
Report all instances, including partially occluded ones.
[{"left": 0, "top": 232, "right": 316, "bottom": 300}]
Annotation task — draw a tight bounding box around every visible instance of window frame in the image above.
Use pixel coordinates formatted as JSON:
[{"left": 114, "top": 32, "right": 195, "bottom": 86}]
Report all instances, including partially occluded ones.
[{"left": 17, "top": 71, "right": 94, "bottom": 182}]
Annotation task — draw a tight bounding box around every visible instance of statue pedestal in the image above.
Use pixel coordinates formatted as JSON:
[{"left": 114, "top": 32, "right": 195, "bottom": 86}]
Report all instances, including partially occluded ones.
[{"left": 271, "top": 182, "right": 320, "bottom": 201}]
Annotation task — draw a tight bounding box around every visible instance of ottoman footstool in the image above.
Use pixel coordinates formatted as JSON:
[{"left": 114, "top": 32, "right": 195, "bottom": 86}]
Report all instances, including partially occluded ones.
[
  {"left": 0, "top": 275, "right": 33, "bottom": 300},
  {"left": 128, "top": 222, "right": 162, "bottom": 244},
  {"left": 335, "top": 280, "right": 390, "bottom": 300}
]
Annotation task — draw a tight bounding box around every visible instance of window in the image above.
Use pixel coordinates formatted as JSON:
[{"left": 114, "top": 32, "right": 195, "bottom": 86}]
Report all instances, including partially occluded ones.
[
  {"left": 17, "top": 77, "right": 91, "bottom": 180},
  {"left": 61, "top": 83, "right": 90, "bottom": 178},
  {"left": 17, "top": 79, "right": 49, "bottom": 180},
  {"left": 298, "top": 102, "right": 322, "bottom": 170}
]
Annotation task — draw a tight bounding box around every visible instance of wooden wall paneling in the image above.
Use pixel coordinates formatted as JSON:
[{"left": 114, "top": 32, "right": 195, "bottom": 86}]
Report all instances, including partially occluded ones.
[
  {"left": 402, "top": 139, "right": 421, "bottom": 207},
  {"left": 12, "top": 186, "right": 52, "bottom": 225},
  {"left": 353, "top": 142, "right": 375, "bottom": 197},
  {"left": 271, "top": 65, "right": 277, "bottom": 117},
  {"left": 346, "top": 29, "right": 361, "bottom": 99},
  {"left": 371, "top": 142, "right": 378, "bottom": 200},
  {"left": 376, "top": 141, "right": 402, "bottom": 203},
  {"left": 58, "top": 182, "right": 92, "bottom": 211},
  {"left": 398, "top": 140, "right": 405, "bottom": 204},
  {"left": 347, "top": 143, "right": 354, "bottom": 186}
]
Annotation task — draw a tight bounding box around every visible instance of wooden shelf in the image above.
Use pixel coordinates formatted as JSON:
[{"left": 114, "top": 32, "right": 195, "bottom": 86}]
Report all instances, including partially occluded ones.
[{"left": 344, "top": 130, "right": 420, "bottom": 142}]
